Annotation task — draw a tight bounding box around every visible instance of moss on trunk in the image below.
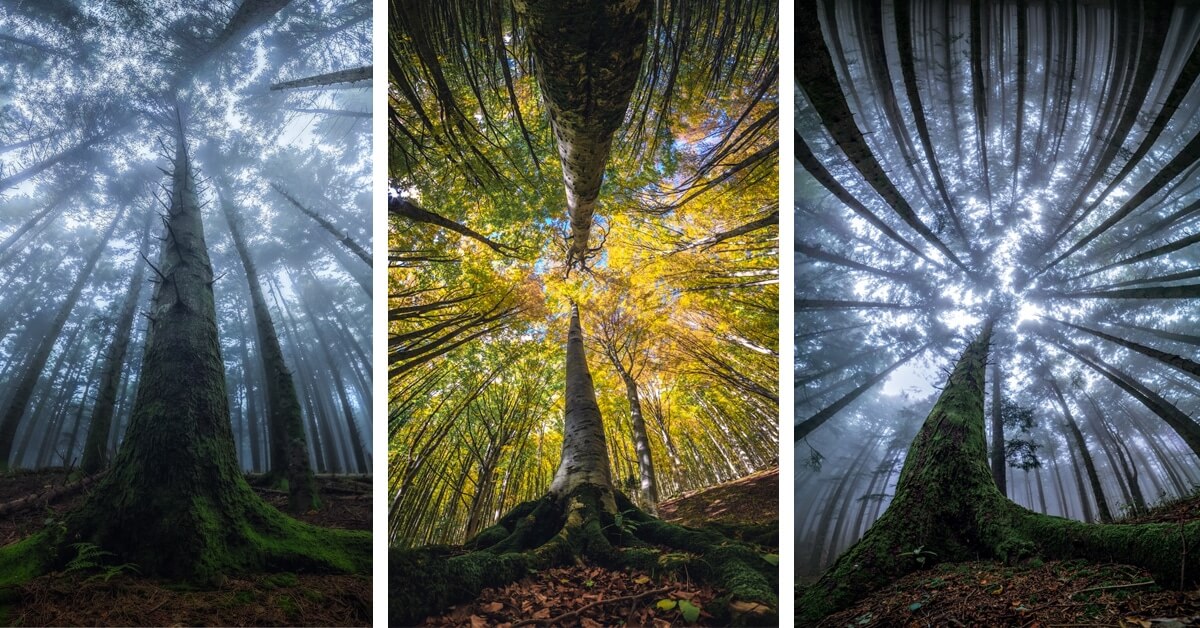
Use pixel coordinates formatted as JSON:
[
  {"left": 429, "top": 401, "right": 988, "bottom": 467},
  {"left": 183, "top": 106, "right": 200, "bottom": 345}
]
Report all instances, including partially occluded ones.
[
  {"left": 799, "top": 319, "right": 1200, "bottom": 621},
  {"left": 390, "top": 485, "right": 777, "bottom": 626},
  {"left": 0, "top": 108, "right": 367, "bottom": 587}
]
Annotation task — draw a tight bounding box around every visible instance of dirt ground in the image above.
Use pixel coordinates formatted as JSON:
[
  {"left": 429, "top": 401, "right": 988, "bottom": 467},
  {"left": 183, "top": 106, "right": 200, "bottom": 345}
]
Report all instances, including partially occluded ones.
[
  {"left": 0, "top": 469, "right": 371, "bottom": 627},
  {"left": 810, "top": 491, "right": 1200, "bottom": 627}
]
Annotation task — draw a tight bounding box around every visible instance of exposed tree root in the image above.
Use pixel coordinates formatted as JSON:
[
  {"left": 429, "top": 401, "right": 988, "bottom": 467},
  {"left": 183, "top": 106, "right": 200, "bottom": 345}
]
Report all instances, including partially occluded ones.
[
  {"left": 390, "top": 484, "right": 777, "bottom": 626},
  {"left": 0, "top": 477, "right": 371, "bottom": 595},
  {"left": 798, "top": 322, "right": 1200, "bottom": 621}
]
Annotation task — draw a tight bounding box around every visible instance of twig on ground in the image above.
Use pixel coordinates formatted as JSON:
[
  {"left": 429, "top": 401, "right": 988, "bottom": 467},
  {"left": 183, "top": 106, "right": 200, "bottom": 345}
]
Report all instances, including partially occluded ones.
[{"left": 511, "top": 586, "right": 673, "bottom": 627}]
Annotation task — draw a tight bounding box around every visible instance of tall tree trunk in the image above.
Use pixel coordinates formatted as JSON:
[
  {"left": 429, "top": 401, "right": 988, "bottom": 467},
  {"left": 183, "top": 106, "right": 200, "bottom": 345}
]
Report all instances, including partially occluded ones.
[
  {"left": 81, "top": 211, "right": 152, "bottom": 474},
  {"left": 269, "top": 65, "right": 372, "bottom": 91},
  {"left": 1048, "top": 375, "right": 1113, "bottom": 522},
  {"left": 272, "top": 183, "right": 371, "bottom": 265},
  {"left": 289, "top": 279, "right": 369, "bottom": 474},
  {"left": 60, "top": 109, "right": 366, "bottom": 581},
  {"left": 549, "top": 303, "right": 615, "bottom": 511},
  {"left": 516, "top": 0, "right": 650, "bottom": 269},
  {"left": 0, "top": 206, "right": 122, "bottom": 469},
  {"left": 600, "top": 344, "right": 659, "bottom": 516},
  {"left": 1051, "top": 338, "right": 1200, "bottom": 459},
  {"left": 222, "top": 194, "right": 318, "bottom": 512},
  {"left": 0, "top": 131, "right": 114, "bottom": 191},
  {"left": 990, "top": 359, "right": 1006, "bottom": 495},
  {"left": 797, "top": 343, "right": 930, "bottom": 441}
]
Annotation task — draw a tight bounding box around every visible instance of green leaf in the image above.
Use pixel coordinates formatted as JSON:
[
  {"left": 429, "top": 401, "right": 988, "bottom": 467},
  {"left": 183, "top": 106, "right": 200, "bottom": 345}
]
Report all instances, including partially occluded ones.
[
  {"left": 908, "top": 602, "right": 923, "bottom": 612},
  {"left": 679, "top": 599, "right": 700, "bottom": 623},
  {"left": 762, "top": 553, "right": 779, "bottom": 566},
  {"left": 584, "top": 579, "right": 595, "bottom": 588},
  {"left": 655, "top": 599, "right": 677, "bottom": 611}
]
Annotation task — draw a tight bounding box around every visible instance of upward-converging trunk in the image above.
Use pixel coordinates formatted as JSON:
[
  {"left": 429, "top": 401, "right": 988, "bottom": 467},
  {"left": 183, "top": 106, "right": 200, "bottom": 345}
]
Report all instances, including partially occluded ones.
[
  {"left": 990, "top": 358, "right": 1006, "bottom": 495},
  {"left": 516, "top": 0, "right": 651, "bottom": 269},
  {"left": 37, "top": 109, "right": 367, "bottom": 582},
  {"left": 549, "top": 303, "right": 616, "bottom": 511},
  {"left": 80, "top": 210, "right": 152, "bottom": 474},
  {"left": 800, "top": 320, "right": 1200, "bottom": 621},
  {"left": 390, "top": 302, "right": 776, "bottom": 626},
  {"left": 0, "top": 206, "right": 123, "bottom": 469},
  {"left": 221, "top": 192, "right": 318, "bottom": 513}
]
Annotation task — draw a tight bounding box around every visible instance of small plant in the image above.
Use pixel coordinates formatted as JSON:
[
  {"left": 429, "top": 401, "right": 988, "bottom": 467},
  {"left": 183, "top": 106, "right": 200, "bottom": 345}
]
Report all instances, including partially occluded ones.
[
  {"left": 655, "top": 597, "right": 702, "bottom": 623},
  {"left": 899, "top": 545, "right": 938, "bottom": 567},
  {"left": 607, "top": 509, "right": 641, "bottom": 536},
  {"left": 64, "top": 542, "right": 140, "bottom": 583}
]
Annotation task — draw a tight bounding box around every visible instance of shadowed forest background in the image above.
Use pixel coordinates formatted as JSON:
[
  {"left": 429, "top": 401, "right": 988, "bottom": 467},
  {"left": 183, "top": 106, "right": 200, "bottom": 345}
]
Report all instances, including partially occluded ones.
[
  {"left": 389, "top": 1, "right": 779, "bottom": 625},
  {"left": 0, "top": 2, "right": 372, "bottom": 626},
  {"left": 796, "top": 0, "right": 1200, "bottom": 625}
]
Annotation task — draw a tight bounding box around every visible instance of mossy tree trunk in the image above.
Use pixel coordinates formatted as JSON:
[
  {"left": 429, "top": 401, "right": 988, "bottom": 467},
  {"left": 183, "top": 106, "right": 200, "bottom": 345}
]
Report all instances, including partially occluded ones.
[
  {"left": 30, "top": 107, "right": 368, "bottom": 583},
  {"left": 220, "top": 190, "right": 318, "bottom": 513},
  {"left": 800, "top": 319, "right": 1200, "bottom": 621},
  {"left": 391, "top": 303, "right": 776, "bottom": 625}
]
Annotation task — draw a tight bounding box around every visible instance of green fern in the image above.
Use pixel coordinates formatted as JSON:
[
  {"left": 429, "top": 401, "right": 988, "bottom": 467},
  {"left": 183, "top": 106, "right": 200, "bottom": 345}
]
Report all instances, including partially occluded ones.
[{"left": 64, "top": 542, "right": 140, "bottom": 582}]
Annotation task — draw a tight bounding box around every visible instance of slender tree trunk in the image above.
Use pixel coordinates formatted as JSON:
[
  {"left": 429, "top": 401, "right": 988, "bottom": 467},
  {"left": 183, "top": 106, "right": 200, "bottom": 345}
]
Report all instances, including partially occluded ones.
[
  {"left": 272, "top": 183, "right": 370, "bottom": 265},
  {"left": 797, "top": 343, "right": 930, "bottom": 441},
  {"left": 0, "top": 207, "right": 122, "bottom": 469},
  {"left": 291, "top": 280, "right": 369, "bottom": 474},
  {"left": 270, "top": 65, "right": 371, "bottom": 91},
  {"left": 1048, "top": 375, "right": 1113, "bottom": 522},
  {"left": 0, "top": 131, "right": 114, "bottom": 191},
  {"left": 286, "top": 107, "right": 371, "bottom": 119},
  {"left": 990, "top": 359, "right": 1006, "bottom": 495},
  {"left": 81, "top": 211, "right": 152, "bottom": 474},
  {"left": 221, "top": 192, "right": 317, "bottom": 513}
]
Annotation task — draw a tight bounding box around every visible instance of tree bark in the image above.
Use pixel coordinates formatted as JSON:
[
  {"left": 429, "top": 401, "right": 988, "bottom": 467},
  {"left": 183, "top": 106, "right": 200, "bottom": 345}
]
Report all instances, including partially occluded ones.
[
  {"left": 270, "top": 65, "right": 371, "bottom": 91},
  {"left": 549, "top": 303, "right": 615, "bottom": 510},
  {"left": 797, "top": 343, "right": 930, "bottom": 442},
  {"left": 221, "top": 192, "right": 318, "bottom": 513},
  {"left": 990, "top": 359, "right": 1006, "bottom": 495},
  {"left": 272, "top": 183, "right": 370, "bottom": 266},
  {"left": 515, "top": 0, "right": 650, "bottom": 269},
  {"left": 58, "top": 109, "right": 366, "bottom": 581},
  {"left": 1048, "top": 379, "right": 1112, "bottom": 523}
]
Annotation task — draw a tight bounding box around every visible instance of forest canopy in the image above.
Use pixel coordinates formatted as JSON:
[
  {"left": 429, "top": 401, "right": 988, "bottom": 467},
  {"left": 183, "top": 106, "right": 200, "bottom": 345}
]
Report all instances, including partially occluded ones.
[
  {"left": 389, "top": 0, "right": 779, "bottom": 548},
  {"left": 797, "top": 0, "right": 1200, "bottom": 621},
  {"left": 388, "top": 1, "right": 779, "bottom": 623},
  {"left": 0, "top": 0, "right": 372, "bottom": 476},
  {"left": 0, "top": 5, "right": 375, "bottom": 618}
]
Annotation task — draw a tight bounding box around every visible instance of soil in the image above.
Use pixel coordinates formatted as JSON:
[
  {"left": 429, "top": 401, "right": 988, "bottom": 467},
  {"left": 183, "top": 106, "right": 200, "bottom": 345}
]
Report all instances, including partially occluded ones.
[
  {"left": 811, "top": 490, "right": 1200, "bottom": 627},
  {"left": 658, "top": 467, "right": 778, "bottom": 528},
  {"left": 421, "top": 466, "right": 779, "bottom": 627},
  {"left": 0, "top": 469, "right": 371, "bottom": 627}
]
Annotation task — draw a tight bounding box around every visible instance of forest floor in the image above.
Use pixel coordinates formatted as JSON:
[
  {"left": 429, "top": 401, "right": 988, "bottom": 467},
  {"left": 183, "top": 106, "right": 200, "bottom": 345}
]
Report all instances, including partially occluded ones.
[
  {"left": 0, "top": 469, "right": 371, "bottom": 627},
  {"left": 813, "top": 490, "right": 1200, "bottom": 627},
  {"left": 421, "top": 466, "right": 779, "bottom": 627}
]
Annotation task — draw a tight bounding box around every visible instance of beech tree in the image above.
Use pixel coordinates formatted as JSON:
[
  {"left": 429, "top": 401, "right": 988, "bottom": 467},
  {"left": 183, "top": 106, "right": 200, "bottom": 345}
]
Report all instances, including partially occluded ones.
[{"left": 390, "top": 0, "right": 779, "bottom": 623}]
